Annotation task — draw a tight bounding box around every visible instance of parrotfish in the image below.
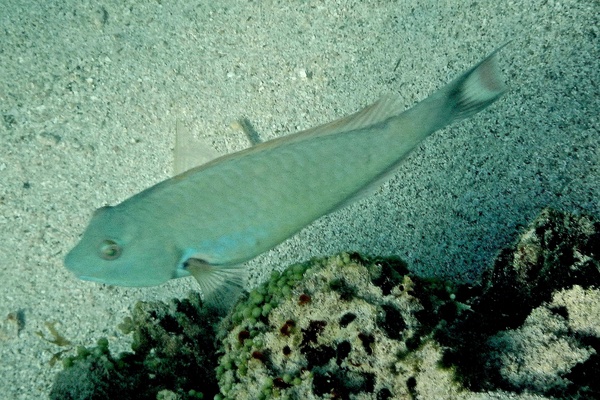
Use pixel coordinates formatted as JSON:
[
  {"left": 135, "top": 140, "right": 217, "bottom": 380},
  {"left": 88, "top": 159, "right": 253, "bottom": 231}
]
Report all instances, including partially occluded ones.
[{"left": 65, "top": 47, "right": 506, "bottom": 305}]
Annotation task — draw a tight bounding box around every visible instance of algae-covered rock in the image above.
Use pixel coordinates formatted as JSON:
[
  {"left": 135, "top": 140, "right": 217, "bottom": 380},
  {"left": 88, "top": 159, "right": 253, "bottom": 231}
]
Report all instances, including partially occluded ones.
[
  {"left": 216, "top": 252, "right": 472, "bottom": 399},
  {"left": 51, "top": 208, "right": 599, "bottom": 399},
  {"left": 217, "top": 209, "right": 599, "bottom": 399},
  {"left": 439, "top": 208, "right": 600, "bottom": 398},
  {"left": 48, "top": 337, "right": 124, "bottom": 400},
  {"left": 50, "top": 293, "right": 220, "bottom": 400}
]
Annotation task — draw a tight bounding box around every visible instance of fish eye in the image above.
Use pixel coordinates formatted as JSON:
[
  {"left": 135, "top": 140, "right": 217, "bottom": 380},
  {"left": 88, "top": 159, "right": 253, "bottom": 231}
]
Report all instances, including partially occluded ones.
[{"left": 99, "top": 239, "right": 122, "bottom": 260}]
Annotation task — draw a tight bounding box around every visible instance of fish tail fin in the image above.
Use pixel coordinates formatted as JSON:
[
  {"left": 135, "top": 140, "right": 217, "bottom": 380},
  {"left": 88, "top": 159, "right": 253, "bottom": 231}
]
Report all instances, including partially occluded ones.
[
  {"left": 385, "top": 45, "right": 507, "bottom": 140},
  {"left": 442, "top": 44, "right": 508, "bottom": 125},
  {"left": 426, "top": 44, "right": 506, "bottom": 132},
  {"left": 184, "top": 258, "right": 246, "bottom": 312}
]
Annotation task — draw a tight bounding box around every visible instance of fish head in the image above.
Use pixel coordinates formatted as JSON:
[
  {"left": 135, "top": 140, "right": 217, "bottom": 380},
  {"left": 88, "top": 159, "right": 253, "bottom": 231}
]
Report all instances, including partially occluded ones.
[{"left": 64, "top": 205, "right": 180, "bottom": 287}]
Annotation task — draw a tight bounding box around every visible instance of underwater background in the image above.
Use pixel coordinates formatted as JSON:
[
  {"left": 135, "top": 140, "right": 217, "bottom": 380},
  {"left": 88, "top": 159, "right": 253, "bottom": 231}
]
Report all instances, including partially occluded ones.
[{"left": 0, "top": 0, "right": 598, "bottom": 398}]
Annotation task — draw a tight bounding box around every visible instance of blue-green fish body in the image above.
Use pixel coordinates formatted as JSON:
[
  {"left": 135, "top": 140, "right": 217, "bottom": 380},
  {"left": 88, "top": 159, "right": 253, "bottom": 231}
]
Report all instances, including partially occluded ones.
[{"left": 65, "top": 48, "right": 506, "bottom": 302}]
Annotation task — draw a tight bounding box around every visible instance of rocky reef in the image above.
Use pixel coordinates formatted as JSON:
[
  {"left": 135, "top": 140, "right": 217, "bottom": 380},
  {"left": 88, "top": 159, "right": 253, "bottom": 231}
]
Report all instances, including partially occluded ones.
[
  {"left": 50, "top": 294, "right": 220, "bottom": 399},
  {"left": 51, "top": 209, "right": 600, "bottom": 399}
]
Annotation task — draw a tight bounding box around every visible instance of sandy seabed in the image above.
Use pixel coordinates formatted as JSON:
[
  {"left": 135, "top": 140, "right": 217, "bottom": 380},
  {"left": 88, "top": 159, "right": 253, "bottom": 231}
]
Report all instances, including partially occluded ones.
[{"left": 0, "top": 0, "right": 598, "bottom": 397}]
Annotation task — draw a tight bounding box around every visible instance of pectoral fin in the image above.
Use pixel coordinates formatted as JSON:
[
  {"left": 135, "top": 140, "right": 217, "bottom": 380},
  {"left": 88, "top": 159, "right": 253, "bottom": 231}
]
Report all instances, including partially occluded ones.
[{"left": 184, "top": 258, "right": 246, "bottom": 311}]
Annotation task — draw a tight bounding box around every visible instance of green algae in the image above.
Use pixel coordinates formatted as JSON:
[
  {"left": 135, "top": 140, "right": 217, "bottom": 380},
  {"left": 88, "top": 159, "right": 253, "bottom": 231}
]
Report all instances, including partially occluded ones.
[
  {"left": 50, "top": 293, "right": 220, "bottom": 400},
  {"left": 50, "top": 209, "right": 600, "bottom": 399},
  {"left": 216, "top": 253, "right": 468, "bottom": 399}
]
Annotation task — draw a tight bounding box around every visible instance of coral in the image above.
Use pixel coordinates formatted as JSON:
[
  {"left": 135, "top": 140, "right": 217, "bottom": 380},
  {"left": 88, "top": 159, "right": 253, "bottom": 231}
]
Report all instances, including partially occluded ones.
[
  {"left": 439, "top": 208, "right": 600, "bottom": 398},
  {"left": 50, "top": 293, "right": 221, "bottom": 400},
  {"left": 216, "top": 253, "right": 471, "bottom": 399},
  {"left": 51, "top": 208, "right": 600, "bottom": 399},
  {"left": 486, "top": 287, "right": 595, "bottom": 394},
  {"left": 217, "top": 209, "right": 600, "bottom": 399}
]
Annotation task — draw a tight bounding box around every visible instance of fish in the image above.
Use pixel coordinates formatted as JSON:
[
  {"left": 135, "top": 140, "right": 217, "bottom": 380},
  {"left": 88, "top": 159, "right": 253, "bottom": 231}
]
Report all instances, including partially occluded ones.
[{"left": 65, "top": 46, "right": 507, "bottom": 306}]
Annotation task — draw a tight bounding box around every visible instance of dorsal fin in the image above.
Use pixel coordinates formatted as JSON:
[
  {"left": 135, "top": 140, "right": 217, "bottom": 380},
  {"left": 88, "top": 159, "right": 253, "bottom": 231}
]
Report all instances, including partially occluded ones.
[
  {"left": 298, "top": 94, "right": 406, "bottom": 140},
  {"left": 173, "top": 119, "right": 221, "bottom": 175}
]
